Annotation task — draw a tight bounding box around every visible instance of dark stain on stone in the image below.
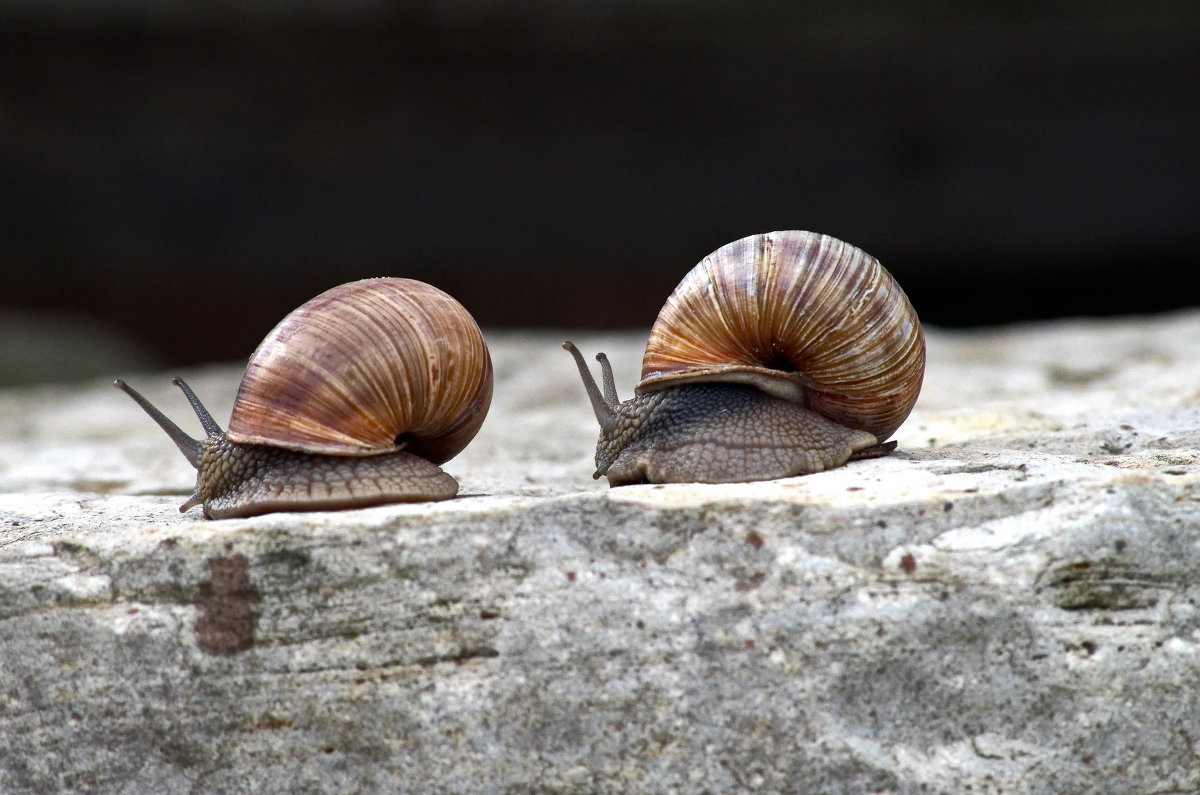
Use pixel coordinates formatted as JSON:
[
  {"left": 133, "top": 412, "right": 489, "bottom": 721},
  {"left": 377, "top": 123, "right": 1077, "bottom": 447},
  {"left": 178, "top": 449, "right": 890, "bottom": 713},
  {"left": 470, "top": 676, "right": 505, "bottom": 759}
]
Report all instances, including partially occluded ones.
[
  {"left": 1039, "top": 558, "right": 1164, "bottom": 611},
  {"left": 735, "top": 570, "right": 766, "bottom": 592},
  {"left": 1046, "top": 363, "right": 1114, "bottom": 385},
  {"left": 195, "top": 554, "right": 261, "bottom": 655},
  {"left": 900, "top": 553, "right": 918, "bottom": 575},
  {"left": 254, "top": 715, "right": 294, "bottom": 731},
  {"left": 261, "top": 547, "right": 312, "bottom": 570},
  {"left": 415, "top": 645, "right": 500, "bottom": 668},
  {"left": 52, "top": 540, "right": 103, "bottom": 568},
  {"left": 745, "top": 530, "right": 765, "bottom": 550},
  {"left": 53, "top": 540, "right": 85, "bottom": 556},
  {"left": 69, "top": 478, "right": 131, "bottom": 494}
]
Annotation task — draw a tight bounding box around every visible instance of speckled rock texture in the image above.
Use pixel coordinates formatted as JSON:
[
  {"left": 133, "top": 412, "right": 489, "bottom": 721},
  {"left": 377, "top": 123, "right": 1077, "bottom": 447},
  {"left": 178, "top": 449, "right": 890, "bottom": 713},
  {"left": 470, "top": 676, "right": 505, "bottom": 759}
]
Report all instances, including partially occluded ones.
[{"left": 3, "top": 315, "right": 1200, "bottom": 794}]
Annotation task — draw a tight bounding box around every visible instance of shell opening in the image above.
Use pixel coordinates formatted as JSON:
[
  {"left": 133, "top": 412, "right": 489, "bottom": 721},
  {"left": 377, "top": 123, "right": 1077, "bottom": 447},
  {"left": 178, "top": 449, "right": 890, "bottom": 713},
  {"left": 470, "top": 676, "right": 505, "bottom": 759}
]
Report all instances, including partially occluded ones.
[
  {"left": 761, "top": 351, "right": 797, "bottom": 373},
  {"left": 636, "top": 367, "right": 809, "bottom": 405}
]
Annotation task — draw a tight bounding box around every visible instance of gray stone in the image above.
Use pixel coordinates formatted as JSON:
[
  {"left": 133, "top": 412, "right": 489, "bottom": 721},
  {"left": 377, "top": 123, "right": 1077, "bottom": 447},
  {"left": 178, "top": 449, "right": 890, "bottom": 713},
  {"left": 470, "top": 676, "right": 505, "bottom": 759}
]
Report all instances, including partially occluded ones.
[{"left": 3, "top": 315, "right": 1200, "bottom": 793}]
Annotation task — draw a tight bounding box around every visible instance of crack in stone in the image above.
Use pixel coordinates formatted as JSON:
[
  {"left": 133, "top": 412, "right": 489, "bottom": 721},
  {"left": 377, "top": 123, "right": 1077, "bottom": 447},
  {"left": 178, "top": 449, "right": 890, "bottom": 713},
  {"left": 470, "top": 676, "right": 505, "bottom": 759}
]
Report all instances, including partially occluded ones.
[{"left": 414, "top": 645, "right": 500, "bottom": 668}]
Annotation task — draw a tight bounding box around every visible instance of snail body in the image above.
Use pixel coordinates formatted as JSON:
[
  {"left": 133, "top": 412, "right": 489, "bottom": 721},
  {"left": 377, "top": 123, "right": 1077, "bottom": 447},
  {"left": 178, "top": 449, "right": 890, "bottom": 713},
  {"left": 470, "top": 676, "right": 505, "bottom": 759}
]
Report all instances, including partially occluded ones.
[
  {"left": 116, "top": 278, "right": 492, "bottom": 518},
  {"left": 564, "top": 230, "right": 925, "bottom": 486}
]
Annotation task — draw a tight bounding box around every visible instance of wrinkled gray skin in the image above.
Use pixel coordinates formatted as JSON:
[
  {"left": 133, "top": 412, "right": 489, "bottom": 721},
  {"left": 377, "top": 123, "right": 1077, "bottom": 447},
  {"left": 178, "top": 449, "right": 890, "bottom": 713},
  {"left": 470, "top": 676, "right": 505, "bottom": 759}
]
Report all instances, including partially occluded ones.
[
  {"left": 113, "top": 378, "right": 457, "bottom": 518},
  {"left": 563, "top": 342, "right": 893, "bottom": 486}
]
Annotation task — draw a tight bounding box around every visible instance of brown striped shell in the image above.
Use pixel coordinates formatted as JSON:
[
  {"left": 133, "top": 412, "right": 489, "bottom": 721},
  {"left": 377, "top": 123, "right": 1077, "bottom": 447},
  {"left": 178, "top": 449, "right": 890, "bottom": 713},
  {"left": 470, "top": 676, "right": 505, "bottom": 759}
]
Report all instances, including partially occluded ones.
[
  {"left": 226, "top": 278, "right": 492, "bottom": 464},
  {"left": 638, "top": 231, "right": 924, "bottom": 441}
]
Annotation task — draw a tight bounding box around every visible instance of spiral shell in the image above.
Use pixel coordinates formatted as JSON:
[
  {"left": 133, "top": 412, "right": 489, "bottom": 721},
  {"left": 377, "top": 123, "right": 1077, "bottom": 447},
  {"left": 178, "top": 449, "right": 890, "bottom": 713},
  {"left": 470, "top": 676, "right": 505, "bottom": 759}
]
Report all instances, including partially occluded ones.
[
  {"left": 226, "top": 278, "right": 492, "bottom": 464},
  {"left": 638, "top": 231, "right": 924, "bottom": 441}
]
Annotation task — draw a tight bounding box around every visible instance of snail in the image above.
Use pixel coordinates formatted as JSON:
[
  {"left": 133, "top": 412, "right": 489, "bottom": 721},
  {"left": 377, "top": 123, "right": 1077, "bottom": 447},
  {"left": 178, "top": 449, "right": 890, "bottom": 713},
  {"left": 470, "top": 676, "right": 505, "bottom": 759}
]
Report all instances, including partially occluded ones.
[
  {"left": 115, "top": 278, "right": 493, "bottom": 519},
  {"left": 564, "top": 230, "right": 925, "bottom": 486}
]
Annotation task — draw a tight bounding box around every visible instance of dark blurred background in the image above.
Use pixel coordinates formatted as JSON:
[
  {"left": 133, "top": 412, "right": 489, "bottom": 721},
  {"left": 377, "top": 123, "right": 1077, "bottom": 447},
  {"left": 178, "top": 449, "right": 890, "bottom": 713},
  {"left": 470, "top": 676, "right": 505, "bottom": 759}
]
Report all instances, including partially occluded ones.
[{"left": 2, "top": 1, "right": 1199, "bottom": 381}]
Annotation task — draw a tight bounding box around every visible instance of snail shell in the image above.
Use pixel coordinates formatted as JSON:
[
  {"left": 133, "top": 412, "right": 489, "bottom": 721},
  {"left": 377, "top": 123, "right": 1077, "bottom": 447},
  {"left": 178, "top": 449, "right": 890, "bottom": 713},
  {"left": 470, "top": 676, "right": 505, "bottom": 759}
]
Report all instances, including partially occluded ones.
[
  {"left": 115, "top": 278, "right": 492, "bottom": 518},
  {"left": 564, "top": 230, "right": 924, "bottom": 485},
  {"left": 639, "top": 230, "right": 924, "bottom": 441},
  {"left": 228, "top": 277, "right": 492, "bottom": 464}
]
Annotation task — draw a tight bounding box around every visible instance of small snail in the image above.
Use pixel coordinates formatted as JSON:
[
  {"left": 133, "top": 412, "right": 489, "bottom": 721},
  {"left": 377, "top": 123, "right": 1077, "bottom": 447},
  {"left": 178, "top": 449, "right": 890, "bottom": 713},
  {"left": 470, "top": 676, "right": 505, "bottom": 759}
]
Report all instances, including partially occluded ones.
[
  {"left": 115, "top": 278, "right": 493, "bottom": 519},
  {"left": 564, "top": 230, "right": 925, "bottom": 486}
]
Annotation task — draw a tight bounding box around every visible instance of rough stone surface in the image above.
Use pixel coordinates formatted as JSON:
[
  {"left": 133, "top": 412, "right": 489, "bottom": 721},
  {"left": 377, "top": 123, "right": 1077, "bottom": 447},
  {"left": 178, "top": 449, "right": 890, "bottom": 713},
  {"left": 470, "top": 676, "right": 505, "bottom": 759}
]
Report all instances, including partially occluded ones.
[{"left": 3, "top": 315, "right": 1200, "bottom": 793}]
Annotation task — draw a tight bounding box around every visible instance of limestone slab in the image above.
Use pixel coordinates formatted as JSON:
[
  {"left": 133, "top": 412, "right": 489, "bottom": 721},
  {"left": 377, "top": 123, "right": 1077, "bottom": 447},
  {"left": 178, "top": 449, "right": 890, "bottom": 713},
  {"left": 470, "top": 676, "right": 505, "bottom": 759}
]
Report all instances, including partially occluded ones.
[{"left": 3, "top": 317, "right": 1200, "bottom": 793}]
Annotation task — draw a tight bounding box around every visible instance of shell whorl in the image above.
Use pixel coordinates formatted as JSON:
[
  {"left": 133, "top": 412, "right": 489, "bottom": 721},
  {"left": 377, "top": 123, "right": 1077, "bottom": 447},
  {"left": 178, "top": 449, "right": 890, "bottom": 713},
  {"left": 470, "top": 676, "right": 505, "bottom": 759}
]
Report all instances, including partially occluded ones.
[
  {"left": 638, "top": 231, "right": 925, "bottom": 441},
  {"left": 226, "top": 278, "right": 493, "bottom": 464}
]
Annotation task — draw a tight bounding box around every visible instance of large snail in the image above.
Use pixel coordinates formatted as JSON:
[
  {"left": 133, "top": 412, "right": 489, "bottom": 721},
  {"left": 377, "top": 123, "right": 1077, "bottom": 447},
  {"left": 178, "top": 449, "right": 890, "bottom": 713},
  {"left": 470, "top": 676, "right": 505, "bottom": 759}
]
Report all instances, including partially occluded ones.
[
  {"left": 115, "top": 278, "right": 493, "bottom": 519},
  {"left": 564, "top": 230, "right": 925, "bottom": 486}
]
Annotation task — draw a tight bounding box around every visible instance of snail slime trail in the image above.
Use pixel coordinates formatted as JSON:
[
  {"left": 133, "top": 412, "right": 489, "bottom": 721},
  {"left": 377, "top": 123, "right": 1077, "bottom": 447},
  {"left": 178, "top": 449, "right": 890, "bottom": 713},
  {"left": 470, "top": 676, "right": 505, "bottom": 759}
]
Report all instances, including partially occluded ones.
[
  {"left": 565, "top": 230, "right": 924, "bottom": 486},
  {"left": 116, "top": 278, "right": 493, "bottom": 519}
]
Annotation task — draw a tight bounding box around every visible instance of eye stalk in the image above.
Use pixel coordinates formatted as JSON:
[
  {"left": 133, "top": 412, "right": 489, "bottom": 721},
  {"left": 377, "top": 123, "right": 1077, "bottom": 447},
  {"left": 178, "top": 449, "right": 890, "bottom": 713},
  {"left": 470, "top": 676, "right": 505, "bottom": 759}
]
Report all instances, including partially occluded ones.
[
  {"left": 113, "top": 378, "right": 212, "bottom": 467},
  {"left": 562, "top": 341, "right": 616, "bottom": 436}
]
